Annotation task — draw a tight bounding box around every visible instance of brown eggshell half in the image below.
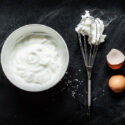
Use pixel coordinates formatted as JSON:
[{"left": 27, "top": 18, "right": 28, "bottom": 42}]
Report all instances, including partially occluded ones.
[{"left": 106, "top": 49, "right": 125, "bottom": 70}]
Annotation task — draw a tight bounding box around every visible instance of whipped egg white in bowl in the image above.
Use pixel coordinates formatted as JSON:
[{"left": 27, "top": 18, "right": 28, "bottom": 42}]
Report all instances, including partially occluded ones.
[{"left": 1, "top": 24, "right": 69, "bottom": 92}]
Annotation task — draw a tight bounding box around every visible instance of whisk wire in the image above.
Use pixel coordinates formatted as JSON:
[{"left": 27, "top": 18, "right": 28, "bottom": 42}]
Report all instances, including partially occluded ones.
[
  {"left": 84, "top": 35, "right": 88, "bottom": 65},
  {"left": 78, "top": 33, "right": 86, "bottom": 66}
]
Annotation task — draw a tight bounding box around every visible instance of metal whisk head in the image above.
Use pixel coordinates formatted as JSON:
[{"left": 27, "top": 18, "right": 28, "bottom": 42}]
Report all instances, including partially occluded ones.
[{"left": 78, "top": 33, "right": 98, "bottom": 68}]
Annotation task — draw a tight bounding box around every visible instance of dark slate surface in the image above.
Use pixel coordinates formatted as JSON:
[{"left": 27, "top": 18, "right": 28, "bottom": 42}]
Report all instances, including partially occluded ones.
[{"left": 0, "top": 0, "right": 125, "bottom": 124}]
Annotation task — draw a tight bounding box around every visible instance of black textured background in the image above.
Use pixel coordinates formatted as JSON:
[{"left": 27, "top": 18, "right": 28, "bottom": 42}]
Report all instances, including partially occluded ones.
[{"left": 0, "top": 0, "right": 125, "bottom": 125}]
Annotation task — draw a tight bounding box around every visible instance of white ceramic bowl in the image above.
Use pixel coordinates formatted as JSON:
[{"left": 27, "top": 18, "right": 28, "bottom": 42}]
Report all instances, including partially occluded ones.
[{"left": 1, "top": 24, "right": 69, "bottom": 92}]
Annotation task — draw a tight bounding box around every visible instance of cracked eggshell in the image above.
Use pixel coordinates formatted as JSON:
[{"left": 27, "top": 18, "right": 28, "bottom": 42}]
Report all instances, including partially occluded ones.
[{"left": 106, "top": 49, "right": 125, "bottom": 70}]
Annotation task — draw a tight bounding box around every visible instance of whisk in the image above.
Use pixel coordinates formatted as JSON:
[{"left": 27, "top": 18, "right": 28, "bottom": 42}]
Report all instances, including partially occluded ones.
[{"left": 77, "top": 31, "right": 98, "bottom": 113}]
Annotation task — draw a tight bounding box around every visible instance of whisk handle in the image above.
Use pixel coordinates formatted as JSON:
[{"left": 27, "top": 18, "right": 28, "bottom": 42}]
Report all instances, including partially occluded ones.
[
  {"left": 87, "top": 67, "right": 92, "bottom": 113},
  {"left": 88, "top": 79, "right": 91, "bottom": 108}
]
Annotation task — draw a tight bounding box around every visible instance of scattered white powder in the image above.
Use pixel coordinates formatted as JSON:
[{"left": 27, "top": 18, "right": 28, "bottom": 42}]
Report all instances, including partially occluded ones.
[
  {"left": 61, "top": 69, "right": 106, "bottom": 100},
  {"left": 102, "top": 90, "right": 105, "bottom": 92},
  {"left": 72, "top": 91, "right": 76, "bottom": 98},
  {"left": 61, "top": 70, "right": 85, "bottom": 99},
  {"left": 102, "top": 89, "right": 105, "bottom": 96},
  {"left": 68, "top": 80, "right": 72, "bottom": 84},
  {"left": 74, "top": 79, "right": 79, "bottom": 82},
  {"left": 78, "top": 69, "right": 81, "bottom": 72}
]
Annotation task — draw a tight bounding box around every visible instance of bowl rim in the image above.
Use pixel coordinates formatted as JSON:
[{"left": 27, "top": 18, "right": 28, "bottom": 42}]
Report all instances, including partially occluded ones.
[{"left": 1, "top": 24, "right": 69, "bottom": 92}]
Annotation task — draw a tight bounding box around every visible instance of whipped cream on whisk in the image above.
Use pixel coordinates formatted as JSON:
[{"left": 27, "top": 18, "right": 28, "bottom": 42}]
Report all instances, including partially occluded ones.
[{"left": 75, "top": 10, "right": 106, "bottom": 45}]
